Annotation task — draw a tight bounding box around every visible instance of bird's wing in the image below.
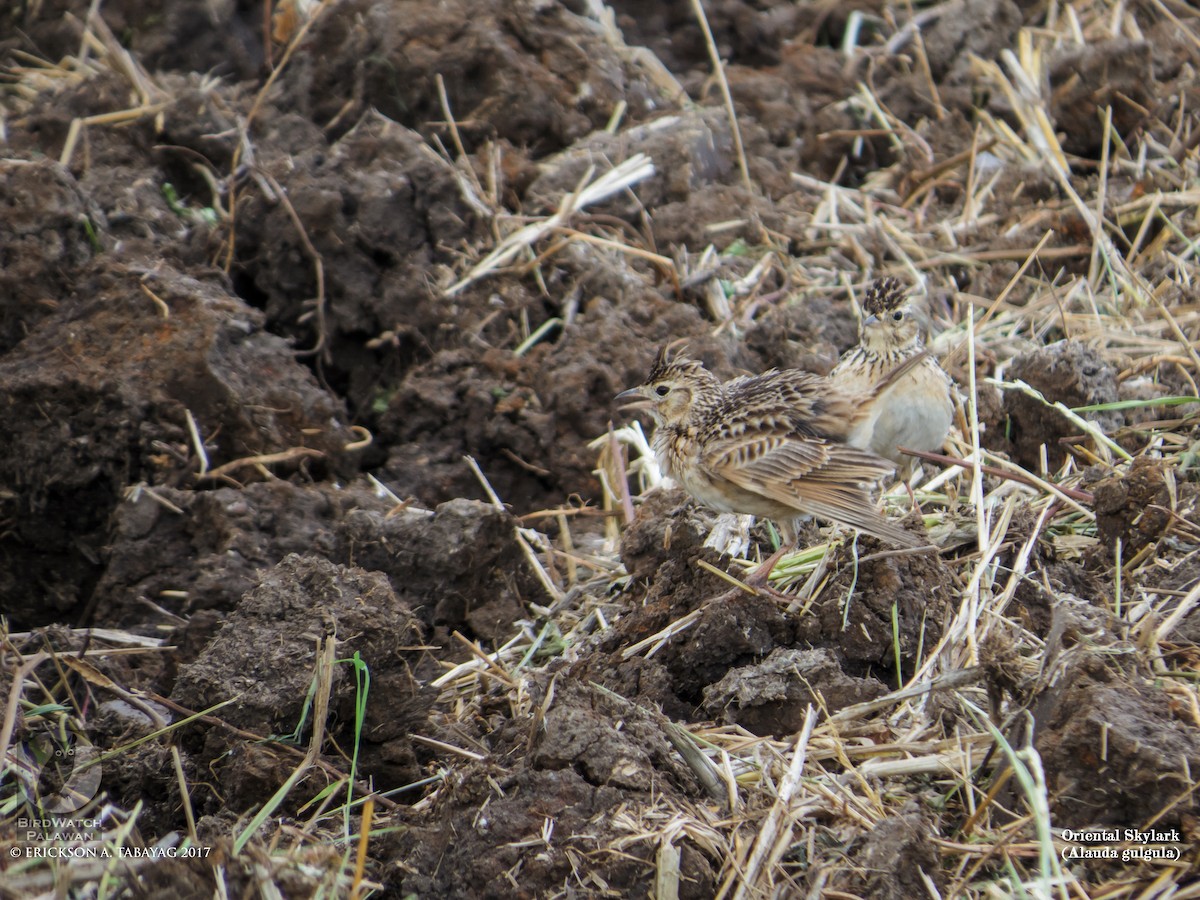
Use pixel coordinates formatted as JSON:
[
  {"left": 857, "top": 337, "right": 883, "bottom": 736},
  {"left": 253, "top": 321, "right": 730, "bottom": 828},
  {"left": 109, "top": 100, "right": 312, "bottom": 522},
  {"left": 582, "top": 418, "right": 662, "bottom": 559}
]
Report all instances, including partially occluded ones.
[
  {"left": 722, "top": 369, "right": 864, "bottom": 441},
  {"left": 704, "top": 432, "right": 919, "bottom": 547},
  {"left": 705, "top": 433, "right": 890, "bottom": 500}
]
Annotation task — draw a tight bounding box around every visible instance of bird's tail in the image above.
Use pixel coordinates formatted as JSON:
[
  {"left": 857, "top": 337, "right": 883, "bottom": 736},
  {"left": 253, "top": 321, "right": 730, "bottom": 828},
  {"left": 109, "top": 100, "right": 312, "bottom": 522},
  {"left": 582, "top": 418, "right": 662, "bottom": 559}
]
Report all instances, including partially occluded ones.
[{"left": 800, "top": 495, "right": 924, "bottom": 548}]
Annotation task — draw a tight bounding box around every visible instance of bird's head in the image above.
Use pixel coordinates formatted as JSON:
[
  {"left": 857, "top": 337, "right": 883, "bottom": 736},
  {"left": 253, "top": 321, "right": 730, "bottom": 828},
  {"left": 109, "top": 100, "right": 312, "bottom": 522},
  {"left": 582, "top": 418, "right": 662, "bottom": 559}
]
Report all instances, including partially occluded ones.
[
  {"left": 860, "top": 277, "right": 922, "bottom": 353},
  {"left": 615, "top": 344, "right": 719, "bottom": 425}
]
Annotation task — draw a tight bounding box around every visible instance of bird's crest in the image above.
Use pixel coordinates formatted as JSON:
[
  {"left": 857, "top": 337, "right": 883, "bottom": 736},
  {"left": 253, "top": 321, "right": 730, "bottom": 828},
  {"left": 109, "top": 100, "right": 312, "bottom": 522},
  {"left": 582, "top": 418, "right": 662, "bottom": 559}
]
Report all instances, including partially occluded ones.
[
  {"left": 647, "top": 340, "right": 707, "bottom": 383},
  {"left": 862, "top": 277, "right": 907, "bottom": 317}
]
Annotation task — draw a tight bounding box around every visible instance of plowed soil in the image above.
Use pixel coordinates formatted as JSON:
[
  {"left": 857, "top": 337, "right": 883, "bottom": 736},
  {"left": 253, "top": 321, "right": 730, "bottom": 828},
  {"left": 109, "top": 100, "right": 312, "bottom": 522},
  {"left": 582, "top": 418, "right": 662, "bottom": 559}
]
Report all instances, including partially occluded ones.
[{"left": 2, "top": 1, "right": 1199, "bottom": 897}]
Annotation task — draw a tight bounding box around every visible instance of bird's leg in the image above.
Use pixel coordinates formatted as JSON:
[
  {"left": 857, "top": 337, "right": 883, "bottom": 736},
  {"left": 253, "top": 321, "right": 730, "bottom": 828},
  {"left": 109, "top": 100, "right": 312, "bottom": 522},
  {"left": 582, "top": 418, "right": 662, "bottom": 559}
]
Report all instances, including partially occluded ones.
[
  {"left": 744, "top": 520, "right": 797, "bottom": 588},
  {"left": 704, "top": 534, "right": 792, "bottom": 607},
  {"left": 895, "top": 459, "right": 920, "bottom": 515},
  {"left": 745, "top": 544, "right": 792, "bottom": 587}
]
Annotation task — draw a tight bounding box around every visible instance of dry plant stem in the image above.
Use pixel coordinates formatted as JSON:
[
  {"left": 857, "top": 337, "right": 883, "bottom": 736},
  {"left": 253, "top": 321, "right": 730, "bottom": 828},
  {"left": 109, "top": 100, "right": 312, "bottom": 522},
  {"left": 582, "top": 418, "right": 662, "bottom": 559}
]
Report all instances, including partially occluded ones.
[
  {"left": 855, "top": 544, "right": 940, "bottom": 564},
  {"left": 916, "top": 244, "right": 1088, "bottom": 272},
  {"left": 258, "top": 170, "right": 329, "bottom": 358},
  {"left": 695, "top": 558, "right": 759, "bottom": 595},
  {"left": 905, "top": 2, "right": 943, "bottom": 120},
  {"left": 60, "top": 10, "right": 167, "bottom": 166},
  {"left": 1089, "top": 105, "right": 1114, "bottom": 285},
  {"left": 902, "top": 448, "right": 1095, "bottom": 503},
  {"left": 942, "top": 231, "right": 1054, "bottom": 372},
  {"left": 185, "top": 408, "right": 209, "bottom": 476},
  {"left": 465, "top": 454, "right": 566, "bottom": 602},
  {"left": 557, "top": 512, "right": 578, "bottom": 586},
  {"left": 434, "top": 71, "right": 492, "bottom": 216},
  {"left": 0, "top": 652, "right": 49, "bottom": 769},
  {"left": 409, "top": 733, "right": 486, "bottom": 761},
  {"left": 435, "top": 72, "right": 469, "bottom": 164},
  {"left": 77, "top": 0, "right": 105, "bottom": 65},
  {"left": 917, "top": 139, "right": 999, "bottom": 185},
  {"left": 959, "top": 765, "right": 1016, "bottom": 837},
  {"left": 61, "top": 654, "right": 168, "bottom": 728},
  {"left": 171, "top": 745, "right": 198, "bottom": 841},
  {"left": 139, "top": 281, "right": 170, "bottom": 318},
  {"left": 350, "top": 794, "right": 375, "bottom": 900},
  {"left": 827, "top": 667, "right": 984, "bottom": 726},
  {"left": 981, "top": 451, "right": 1096, "bottom": 519},
  {"left": 196, "top": 447, "right": 325, "bottom": 483},
  {"left": 727, "top": 706, "right": 817, "bottom": 900},
  {"left": 688, "top": 0, "right": 753, "bottom": 196},
  {"left": 60, "top": 103, "right": 171, "bottom": 168},
  {"left": 6, "top": 628, "right": 165, "bottom": 649},
  {"left": 1150, "top": 0, "right": 1200, "bottom": 52},
  {"left": 1151, "top": 289, "right": 1200, "bottom": 376},
  {"left": 607, "top": 427, "right": 637, "bottom": 525},
  {"left": 1146, "top": 578, "right": 1200, "bottom": 645},
  {"left": 223, "top": 0, "right": 338, "bottom": 271},
  {"left": 620, "top": 609, "right": 702, "bottom": 660},
  {"left": 451, "top": 630, "right": 518, "bottom": 689},
  {"left": 553, "top": 227, "right": 675, "bottom": 267},
  {"left": 234, "top": 636, "right": 337, "bottom": 854},
  {"left": 446, "top": 155, "right": 656, "bottom": 296}
]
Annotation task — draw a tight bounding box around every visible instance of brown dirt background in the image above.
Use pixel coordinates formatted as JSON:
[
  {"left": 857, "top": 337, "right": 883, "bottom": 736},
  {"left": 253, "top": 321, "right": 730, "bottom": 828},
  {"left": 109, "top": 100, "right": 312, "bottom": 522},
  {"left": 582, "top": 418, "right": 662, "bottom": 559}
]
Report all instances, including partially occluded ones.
[{"left": 2, "top": 0, "right": 1200, "bottom": 897}]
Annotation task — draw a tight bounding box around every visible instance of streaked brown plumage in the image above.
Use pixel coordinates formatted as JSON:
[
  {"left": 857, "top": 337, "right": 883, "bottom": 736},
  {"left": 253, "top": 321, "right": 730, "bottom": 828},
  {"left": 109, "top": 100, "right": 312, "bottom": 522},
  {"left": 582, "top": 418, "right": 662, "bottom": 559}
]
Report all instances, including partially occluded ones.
[
  {"left": 616, "top": 346, "right": 922, "bottom": 548},
  {"left": 831, "top": 278, "right": 954, "bottom": 479}
]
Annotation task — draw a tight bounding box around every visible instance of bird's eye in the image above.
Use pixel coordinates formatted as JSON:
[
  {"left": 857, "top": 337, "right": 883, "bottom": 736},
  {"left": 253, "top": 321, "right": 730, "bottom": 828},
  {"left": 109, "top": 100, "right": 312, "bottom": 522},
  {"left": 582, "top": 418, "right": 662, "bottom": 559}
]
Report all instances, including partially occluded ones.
[
  {"left": 891, "top": 310, "right": 904, "bottom": 321},
  {"left": 655, "top": 385, "right": 670, "bottom": 397}
]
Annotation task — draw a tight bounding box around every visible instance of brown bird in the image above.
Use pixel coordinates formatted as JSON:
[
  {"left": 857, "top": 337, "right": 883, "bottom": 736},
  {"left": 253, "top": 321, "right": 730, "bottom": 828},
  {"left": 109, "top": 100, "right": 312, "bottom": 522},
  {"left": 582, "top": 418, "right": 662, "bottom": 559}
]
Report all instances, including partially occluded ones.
[
  {"left": 830, "top": 278, "right": 954, "bottom": 480},
  {"left": 616, "top": 346, "right": 923, "bottom": 551}
]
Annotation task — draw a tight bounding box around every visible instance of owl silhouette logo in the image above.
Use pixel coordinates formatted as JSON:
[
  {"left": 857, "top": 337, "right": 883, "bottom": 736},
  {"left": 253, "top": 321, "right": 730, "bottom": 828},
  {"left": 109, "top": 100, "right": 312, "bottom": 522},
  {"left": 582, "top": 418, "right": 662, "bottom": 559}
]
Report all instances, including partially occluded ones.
[{"left": 4, "top": 730, "right": 103, "bottom": 817}]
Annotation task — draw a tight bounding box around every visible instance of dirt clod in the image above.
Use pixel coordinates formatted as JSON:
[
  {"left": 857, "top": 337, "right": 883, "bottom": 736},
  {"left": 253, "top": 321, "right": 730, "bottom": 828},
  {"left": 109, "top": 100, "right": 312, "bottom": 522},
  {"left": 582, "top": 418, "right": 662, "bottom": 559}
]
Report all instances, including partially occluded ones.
[
  {"left": 171, "top": 554, "right": 435, "bottom": 810},
  {"left": 703, "top": 647, "right": 887, "bottom": 734},
  {"left": 618, "top": 486, "right": 710, "bottom": 582},
  {"left": 0, "top": 262, "right": 352, "bottom": 627},
  {"left": 794, "top": 534, "right": 953, "bottom": 669},
  {"left": 1090, "top": 456, "right": 1172, "bottom": 551},
  {"left": 828, "top": 807, "right": 944, "bottom": 899},
  {"left": 0, "top": 159, "right": 98, "bottom": 353},
  {"left": 1034, "top": 654, "right": 1200, "bottom": 829},
  {"left": 382, "top": 676, "right": 713, "bottom": 899},
  {"left": 1004, "top": 340, "right": 1124, "bottom": 471}
]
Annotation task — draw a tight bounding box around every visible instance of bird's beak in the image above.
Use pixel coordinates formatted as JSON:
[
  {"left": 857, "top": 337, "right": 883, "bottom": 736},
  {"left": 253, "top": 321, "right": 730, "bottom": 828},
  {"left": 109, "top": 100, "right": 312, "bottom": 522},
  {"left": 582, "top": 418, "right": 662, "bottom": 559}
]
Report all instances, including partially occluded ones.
[
  {"left": 615, "top": 387, "right": 653, "bottom": 411},
  {"left": 864, "top": 314, "right": 879, "bottom": 327}
]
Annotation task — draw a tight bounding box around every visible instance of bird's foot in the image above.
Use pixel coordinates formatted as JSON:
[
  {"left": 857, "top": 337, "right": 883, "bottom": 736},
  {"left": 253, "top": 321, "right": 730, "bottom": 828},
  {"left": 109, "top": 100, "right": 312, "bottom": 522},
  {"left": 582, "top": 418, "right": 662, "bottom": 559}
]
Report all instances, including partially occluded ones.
[{"left": 744, "top": 544, "right": 792, "bottom": 590}]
